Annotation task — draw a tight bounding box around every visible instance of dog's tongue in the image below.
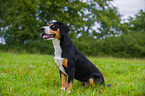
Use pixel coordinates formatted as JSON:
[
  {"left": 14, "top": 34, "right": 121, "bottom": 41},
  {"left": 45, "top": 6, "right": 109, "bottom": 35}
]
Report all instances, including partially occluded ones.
[{"left": 43, "top": 35, "right": 49, "bottom": 39}]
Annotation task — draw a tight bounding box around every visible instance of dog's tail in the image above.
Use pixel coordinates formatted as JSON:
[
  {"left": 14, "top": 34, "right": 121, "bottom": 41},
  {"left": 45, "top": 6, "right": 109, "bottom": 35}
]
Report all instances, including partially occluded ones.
[{"left": 107, "top": 84, "right": 111, "bottom": 87}]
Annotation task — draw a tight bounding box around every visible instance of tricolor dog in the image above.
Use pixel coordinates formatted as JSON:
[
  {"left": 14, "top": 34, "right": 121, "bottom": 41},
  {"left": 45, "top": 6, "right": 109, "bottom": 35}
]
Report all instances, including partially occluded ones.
[{"left": 41, "top": 22, "right": 105, "bottom": 92}]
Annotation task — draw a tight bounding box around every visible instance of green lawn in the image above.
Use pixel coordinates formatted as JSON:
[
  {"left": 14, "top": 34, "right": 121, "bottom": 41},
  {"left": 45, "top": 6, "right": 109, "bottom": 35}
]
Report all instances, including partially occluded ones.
[{"left": 0, "top": 52, "right": 145, "bottom": 96}]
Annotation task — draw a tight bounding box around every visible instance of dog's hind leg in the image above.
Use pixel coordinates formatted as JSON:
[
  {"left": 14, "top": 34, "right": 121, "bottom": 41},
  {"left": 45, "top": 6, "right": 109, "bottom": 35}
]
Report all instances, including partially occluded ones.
[
  {"left": 89, "top": 78, "right": 95, "bottom": 86},
  {"left": 91, "top": 73, "right": 105, "bottom": 86}
]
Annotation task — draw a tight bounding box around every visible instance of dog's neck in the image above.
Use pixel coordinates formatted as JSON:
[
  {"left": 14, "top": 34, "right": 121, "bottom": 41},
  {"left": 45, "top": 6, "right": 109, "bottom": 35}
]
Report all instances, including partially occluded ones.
[{"left": 52, "top": 39, "right": 62, "bottom": 58}]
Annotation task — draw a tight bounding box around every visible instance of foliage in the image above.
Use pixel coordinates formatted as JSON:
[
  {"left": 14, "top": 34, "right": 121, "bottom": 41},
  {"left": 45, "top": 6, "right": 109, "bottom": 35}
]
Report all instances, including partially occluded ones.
[
  {"left": 0, "top": 0, "right": 121, "bottom": 44},
  {"left": 120, "top": 10, "right": 145, "bottom": 34},
  {"left": 92, "top": 2, "right": 121, "bottom": 39},
  {"left": 129, "top": 10, "right": 145, "bottom": 32},
  {"left": 23, "top": 40, "right": 54, "bottom": 55},
  {"left": 102, "top": 32, "right": 145, "bottom": 58},
  {"left": 0, "top": 0, "right": 144, "bottom": 58},
  {"left": 0, "top": 0, "right": 40, "bottom": 45},
  {"left": 1, "top": 31, "right": 145, "bottom": 58},
  {"left": 0, "top": 53, "right": 145, "bottom": 95},
  {"left": 38, "top": 0, "right": 121, "bottom": 38},
  {"left": 72, "top": 31, "right": 145, "bottom": 58}
]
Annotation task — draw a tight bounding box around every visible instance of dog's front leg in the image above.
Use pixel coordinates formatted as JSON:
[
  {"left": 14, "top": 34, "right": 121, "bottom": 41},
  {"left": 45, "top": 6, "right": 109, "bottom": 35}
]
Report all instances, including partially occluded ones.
[
  {"left": 67, "top": 67, "right": 75, "bottom": 93},
  {"left": 60, "top": 72, "right": 67, "bottom": 90}
]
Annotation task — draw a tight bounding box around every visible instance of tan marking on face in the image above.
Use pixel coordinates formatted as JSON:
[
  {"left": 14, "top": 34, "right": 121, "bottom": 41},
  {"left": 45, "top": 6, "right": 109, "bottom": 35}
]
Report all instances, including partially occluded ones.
[
  {"left": 67, "top": 81, "right": 72, "bottom": 92},
  {"left": 89, "top": 78, "right": 94, "bottom": 86},
  {"left": 62, "top": 58, "right": 68, "bottom": 68},
  {"left": 50, "top": 29, "right": 61, "bottom": 39},
  {"left": 61, "top": 72, "right": 67, "bottom": 89}
]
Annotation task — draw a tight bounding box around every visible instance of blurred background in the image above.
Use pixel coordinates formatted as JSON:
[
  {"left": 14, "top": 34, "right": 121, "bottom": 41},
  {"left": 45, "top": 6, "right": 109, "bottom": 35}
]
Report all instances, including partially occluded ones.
[{"left": 0, "top": 0, "right": 145, "bottom": 58}]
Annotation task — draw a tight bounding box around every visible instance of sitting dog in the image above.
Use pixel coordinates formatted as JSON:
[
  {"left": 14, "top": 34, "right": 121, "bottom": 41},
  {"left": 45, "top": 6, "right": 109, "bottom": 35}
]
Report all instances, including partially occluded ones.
[{"left": 41, "top": 22, "right": 105, "bottom": 92}]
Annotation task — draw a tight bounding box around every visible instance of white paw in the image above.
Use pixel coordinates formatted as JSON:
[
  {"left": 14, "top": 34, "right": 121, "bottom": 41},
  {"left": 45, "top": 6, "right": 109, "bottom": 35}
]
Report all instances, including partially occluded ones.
[
  {"left": 61, "top": 87, "right": 65, "bottom": 90},
  {"left": 67, "top": 91, "right": 71, "bottom": 93}
]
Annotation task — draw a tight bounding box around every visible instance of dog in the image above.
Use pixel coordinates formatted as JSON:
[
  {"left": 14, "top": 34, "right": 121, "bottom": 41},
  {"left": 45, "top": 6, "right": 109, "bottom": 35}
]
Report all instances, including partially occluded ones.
[{"left": 41, "top": 22, "right": 105, "bottom": 92}]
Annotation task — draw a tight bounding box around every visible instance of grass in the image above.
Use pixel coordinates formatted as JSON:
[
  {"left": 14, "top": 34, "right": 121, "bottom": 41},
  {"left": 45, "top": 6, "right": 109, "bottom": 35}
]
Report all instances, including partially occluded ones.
[{"left": 0, "top": 52, "right": 145, "bottom": 96}]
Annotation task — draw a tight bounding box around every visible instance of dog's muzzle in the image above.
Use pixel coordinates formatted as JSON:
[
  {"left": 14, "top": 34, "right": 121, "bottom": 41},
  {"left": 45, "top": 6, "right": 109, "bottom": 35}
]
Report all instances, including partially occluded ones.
[{"left": 41, "top": 27, "right": 56, "bottom": 40}]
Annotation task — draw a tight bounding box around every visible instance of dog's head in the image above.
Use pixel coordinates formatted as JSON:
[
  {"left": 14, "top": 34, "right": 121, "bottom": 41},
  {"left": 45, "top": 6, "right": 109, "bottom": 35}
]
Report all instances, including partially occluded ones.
[{"left": 41, "top": 22, "right": 70, "bottom": 40}]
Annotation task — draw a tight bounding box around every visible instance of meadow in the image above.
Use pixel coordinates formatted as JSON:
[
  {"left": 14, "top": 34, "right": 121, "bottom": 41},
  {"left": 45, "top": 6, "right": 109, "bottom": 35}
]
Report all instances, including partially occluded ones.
[{"left": 0, "top": 52, "right": 145, "bottom": 96}]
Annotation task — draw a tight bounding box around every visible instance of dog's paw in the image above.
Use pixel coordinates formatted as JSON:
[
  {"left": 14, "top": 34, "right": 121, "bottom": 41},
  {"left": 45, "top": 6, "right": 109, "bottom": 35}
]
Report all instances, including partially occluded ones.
[
  {"left": 61, "top": 87, "right": 65, "bottom": 90},
  {"left": 67, "top": 91, "right": 71, "bottom": 93}
]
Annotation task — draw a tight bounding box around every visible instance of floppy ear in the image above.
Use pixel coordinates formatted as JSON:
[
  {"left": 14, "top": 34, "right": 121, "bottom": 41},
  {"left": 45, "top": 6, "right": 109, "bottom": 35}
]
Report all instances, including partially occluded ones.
[{"left": 58, "top": 22, "right": 70, "bottom": 36}]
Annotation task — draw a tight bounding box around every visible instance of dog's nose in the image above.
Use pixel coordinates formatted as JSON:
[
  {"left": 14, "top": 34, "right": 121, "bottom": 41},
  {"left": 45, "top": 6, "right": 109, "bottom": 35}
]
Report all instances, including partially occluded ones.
[{"left": 41, "top": 27, "right": 45, "bottom": 31}]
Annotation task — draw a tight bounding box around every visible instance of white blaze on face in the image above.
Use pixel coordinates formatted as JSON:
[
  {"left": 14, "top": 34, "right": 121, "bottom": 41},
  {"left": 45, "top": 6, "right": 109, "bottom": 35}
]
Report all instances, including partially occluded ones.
[{"left": 42, "top": 26, "right": 50, "bottom": 34}]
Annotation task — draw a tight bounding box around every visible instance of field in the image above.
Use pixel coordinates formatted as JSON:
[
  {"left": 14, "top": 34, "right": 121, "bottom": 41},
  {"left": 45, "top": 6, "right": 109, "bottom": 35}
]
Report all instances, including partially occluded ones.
[{"left": 0, "top": 52, "right": 145, "bottom": 96}]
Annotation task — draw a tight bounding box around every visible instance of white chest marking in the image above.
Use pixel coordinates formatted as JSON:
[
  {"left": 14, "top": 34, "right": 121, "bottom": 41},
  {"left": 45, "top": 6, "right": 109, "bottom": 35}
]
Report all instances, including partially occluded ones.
[
  {"left": 52, "top": 39, "right": 62, "bottom": 58},
  {"left": 52, "top": 39, "right": 67, "bottom": 75}
]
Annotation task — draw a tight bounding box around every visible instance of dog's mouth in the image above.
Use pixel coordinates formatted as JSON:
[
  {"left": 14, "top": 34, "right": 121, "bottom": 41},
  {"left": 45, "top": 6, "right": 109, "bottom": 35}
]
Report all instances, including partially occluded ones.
[{"left": 43, "top": 34, "right": 56, "bottom": 40}]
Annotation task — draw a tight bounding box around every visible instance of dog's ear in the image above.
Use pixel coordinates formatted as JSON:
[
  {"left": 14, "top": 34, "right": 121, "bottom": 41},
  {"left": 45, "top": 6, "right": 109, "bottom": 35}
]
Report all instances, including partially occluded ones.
[{"left": 58, "top": 22, "right": 70, "bottom": 35}]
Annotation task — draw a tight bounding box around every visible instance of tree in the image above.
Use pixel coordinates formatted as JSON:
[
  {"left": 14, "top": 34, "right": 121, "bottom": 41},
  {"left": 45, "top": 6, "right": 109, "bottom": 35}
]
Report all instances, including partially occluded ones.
[
  {"left": 0, "top": 0, "right": 40, "bottom": 45},
  {"left": 0, "top": 0, "right": 12, "bottom": 44},
  {"left": 38, "top": 0, "right": 121, "bottom": 38},
  {"left": 38, "top": 0, "right": 88, "bottom": 38},
  {"left": 120, "top": 10, "right": 145, "bottom": 34},
  {"left": 1, "top": 0, "right": 121, "bottom": 45},
  {"left": 129, "top": 10, "right": 145, "bottom": 32},
  {"left": 91, "top": 0, "right": 121, "bottom": 39}
]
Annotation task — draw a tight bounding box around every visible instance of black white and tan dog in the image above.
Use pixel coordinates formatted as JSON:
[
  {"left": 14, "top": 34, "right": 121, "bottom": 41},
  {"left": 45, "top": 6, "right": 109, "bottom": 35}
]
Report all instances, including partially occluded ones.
[{"left": 41, "top": 22, "right": 105, "bottom": 92}]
